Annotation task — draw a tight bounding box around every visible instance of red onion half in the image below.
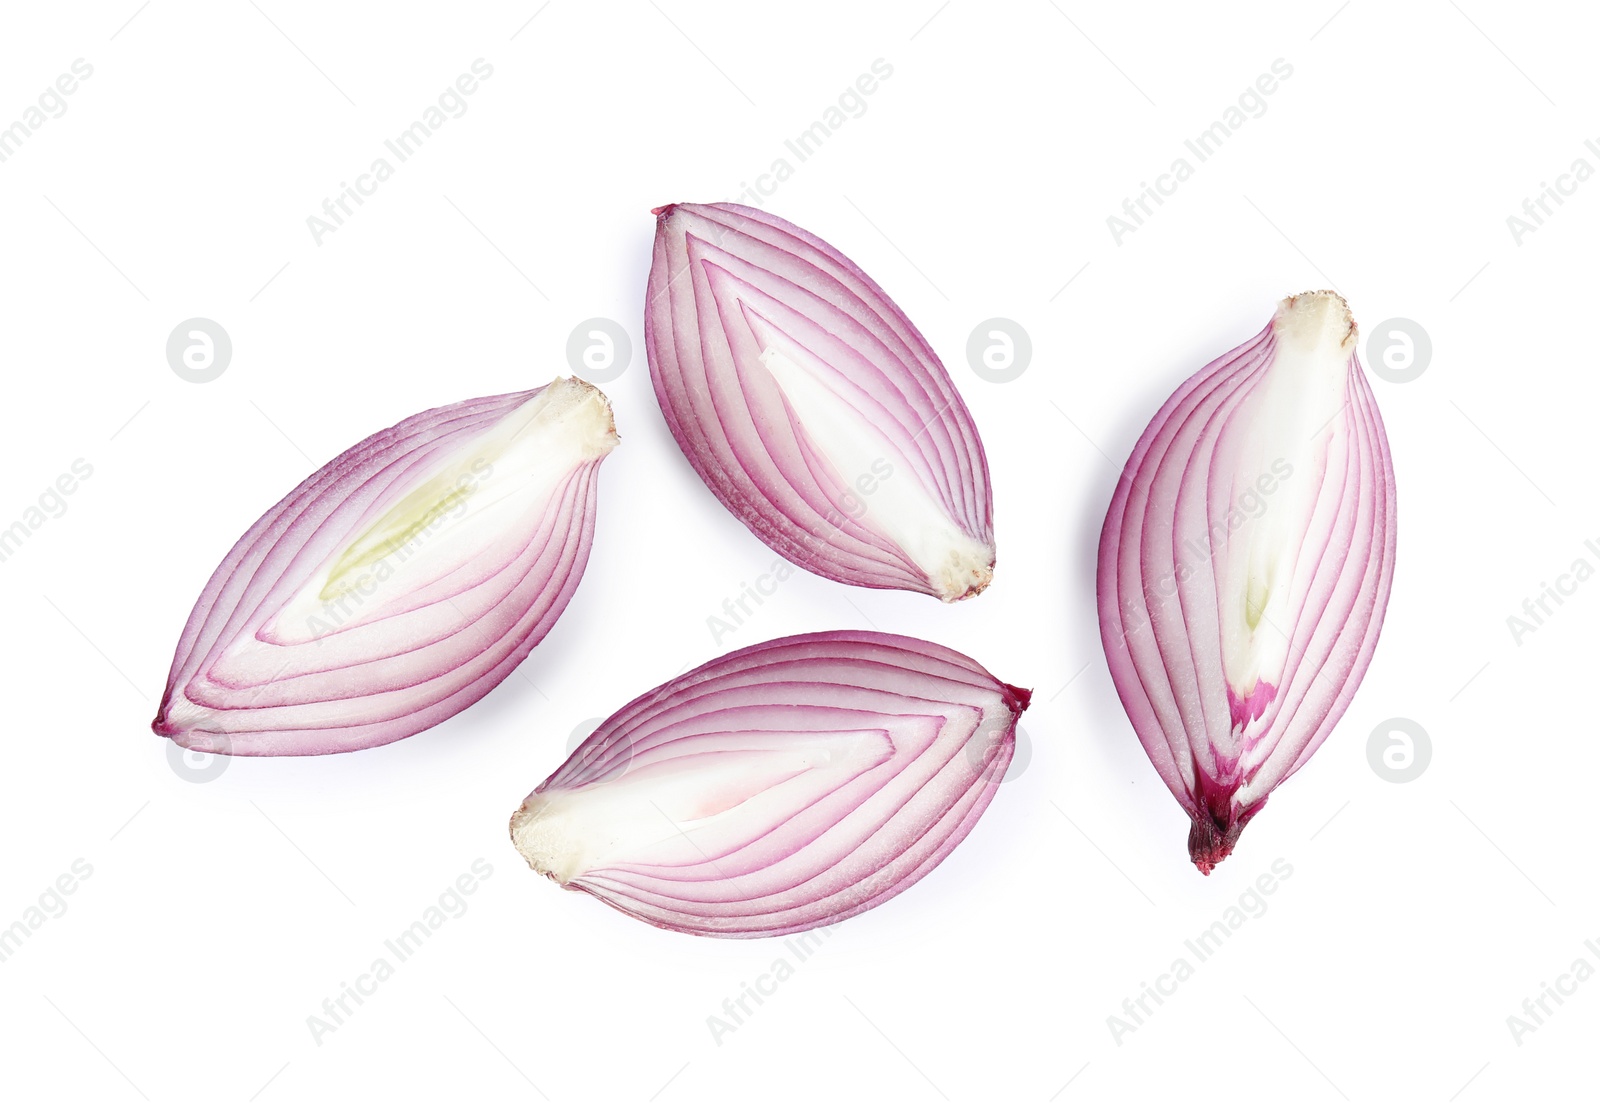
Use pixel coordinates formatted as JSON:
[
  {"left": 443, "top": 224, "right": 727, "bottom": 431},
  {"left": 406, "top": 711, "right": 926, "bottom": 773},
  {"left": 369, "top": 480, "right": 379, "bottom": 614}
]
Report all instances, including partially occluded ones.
[
  {"left": 645, "top": 202, "right": 995, "bottom": 602},
  {"left": 1097, "top": 292, "right": 1396, "bottom": 872},
  {"left": 509, "top": 631, "right": 1029, "bottom": 937},
  {"left": 153, "top": 378, "right": 619, "bottom": 756}
]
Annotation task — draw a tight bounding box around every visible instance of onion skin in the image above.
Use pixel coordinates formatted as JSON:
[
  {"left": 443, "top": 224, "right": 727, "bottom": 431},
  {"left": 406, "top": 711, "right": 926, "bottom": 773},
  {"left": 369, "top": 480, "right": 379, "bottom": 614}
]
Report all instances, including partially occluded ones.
[
  {"left": 152, "top": 378, "right": 618, "bottom": 756},
  {"left": 1097, "top": 292, "right": 1396, "bottom": 873},
  {"left": 510, "top": 631, "right": 1029, "bottom": 938},
  {"left": 644, "top": 202, "right": 995, "bottom": 602}
]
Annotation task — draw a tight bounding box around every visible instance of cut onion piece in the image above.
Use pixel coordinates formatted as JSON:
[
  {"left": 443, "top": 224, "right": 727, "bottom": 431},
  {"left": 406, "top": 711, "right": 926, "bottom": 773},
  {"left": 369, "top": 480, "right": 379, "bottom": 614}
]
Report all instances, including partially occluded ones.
[
  {"left": 510, "top": 631, "right": 1029, "bottom": 937},
  {"left": 644, "top": 202, "right": 995, "bottom": 601},
  {"left": 1097, "top": 292, "right": 1397, "bottom": 873},
  {"left": 153, "top": 377, "right": 619, "bottom": 756}
]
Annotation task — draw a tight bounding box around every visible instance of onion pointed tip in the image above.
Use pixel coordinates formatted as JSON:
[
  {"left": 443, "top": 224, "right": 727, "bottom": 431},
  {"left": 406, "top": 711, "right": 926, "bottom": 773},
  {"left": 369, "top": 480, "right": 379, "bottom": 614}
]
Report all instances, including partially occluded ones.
[
  {"left": 1277, "top": 289, "right": 1358, "bottom": 351},
  {"left": 556, "top": 374, "right": 620, "bottom": 442},
  {"left": 1001, "top": 682, "right": 1033, "bottom": 713},
  {"left": 934, "top": 551, "right": 995, "bottom": 602},
  {"left": 1188, "top": 816, "right": 1247, "bottom": 875},
  {"left": 508, "top": 798, "right": 576, "bottom": 886}
]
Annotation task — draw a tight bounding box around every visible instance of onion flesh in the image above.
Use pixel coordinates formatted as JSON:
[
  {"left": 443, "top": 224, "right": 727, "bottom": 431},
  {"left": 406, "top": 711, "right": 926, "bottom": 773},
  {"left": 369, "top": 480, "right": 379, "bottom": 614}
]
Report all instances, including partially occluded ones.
[
  {"left": 510, "top": 630, "right": 1029, "bottom": 937},
  {"left": 1097, "top": 292, "right": 1397, "bottom": 872},
  {"left": 152, "top": 378, "right": 619, "bottom": 756},
  {"left": 645, "top": 202, "right": 995, "bottom": 601}
]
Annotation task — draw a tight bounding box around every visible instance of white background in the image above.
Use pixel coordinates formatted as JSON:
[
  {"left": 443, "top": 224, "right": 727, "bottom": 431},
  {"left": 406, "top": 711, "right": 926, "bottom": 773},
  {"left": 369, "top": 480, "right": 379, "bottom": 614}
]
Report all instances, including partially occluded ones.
[{"left": 0, "top": 2, "right": 1593, "bottom": 1100}]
